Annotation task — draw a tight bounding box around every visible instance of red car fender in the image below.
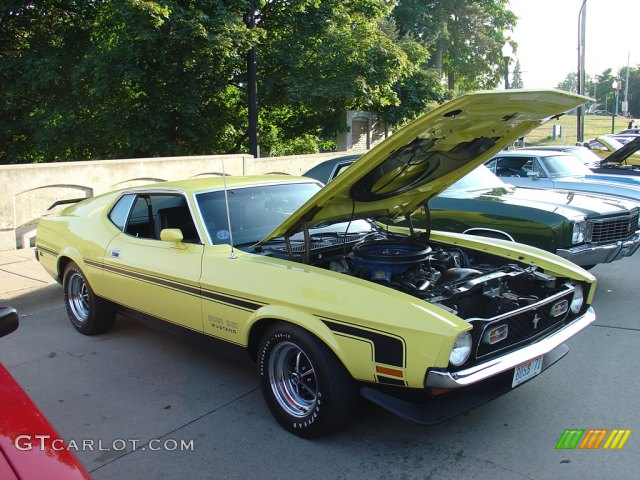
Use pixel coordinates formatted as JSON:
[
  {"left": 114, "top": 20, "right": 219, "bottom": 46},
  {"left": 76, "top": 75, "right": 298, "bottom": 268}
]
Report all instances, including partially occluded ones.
[{"left": 0, "top": 364, "right": 91, "bottom": 479}]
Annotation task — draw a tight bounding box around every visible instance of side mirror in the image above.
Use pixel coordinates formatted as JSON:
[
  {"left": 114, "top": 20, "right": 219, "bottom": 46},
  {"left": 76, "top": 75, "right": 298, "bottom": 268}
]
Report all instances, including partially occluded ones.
[
  {"left": 160, "top": 228, "right": 184, "bottom": 244},
  {"left": 526, "top": 171, "right": 540, "bottom": 179},
  {"left": 0, "top": 307, "right": 19, "bottom": 339}
]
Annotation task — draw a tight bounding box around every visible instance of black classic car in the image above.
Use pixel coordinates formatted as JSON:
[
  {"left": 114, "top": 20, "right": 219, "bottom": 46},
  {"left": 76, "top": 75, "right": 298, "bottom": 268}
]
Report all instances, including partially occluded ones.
[{"left": 304, "top": 158, "right": 640, "bottom": 269}]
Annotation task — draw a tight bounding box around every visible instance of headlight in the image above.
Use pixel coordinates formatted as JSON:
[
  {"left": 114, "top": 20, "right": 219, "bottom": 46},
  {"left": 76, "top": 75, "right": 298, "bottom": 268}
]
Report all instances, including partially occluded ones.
[
  {"left": 570, "top": 283, "right": 584, "bottom": 314},
  {"left": 571, "top": 219, "right": 587, "bottom": 244},
  {"left": 449, "top": 332, "right": 472, "bottom": 366}
]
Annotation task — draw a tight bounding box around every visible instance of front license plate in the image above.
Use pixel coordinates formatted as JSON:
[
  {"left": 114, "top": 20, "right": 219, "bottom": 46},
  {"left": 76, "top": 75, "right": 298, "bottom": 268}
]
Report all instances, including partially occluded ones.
[{"left": 512, "top": 355, "right": 543, "bottom": 387}]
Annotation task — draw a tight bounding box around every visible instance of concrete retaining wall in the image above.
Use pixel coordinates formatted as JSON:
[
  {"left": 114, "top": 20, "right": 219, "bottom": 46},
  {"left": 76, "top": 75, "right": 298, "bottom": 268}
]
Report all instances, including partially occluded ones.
[{"left": 0, "top": 152, "right": 351, "bottom": 250}]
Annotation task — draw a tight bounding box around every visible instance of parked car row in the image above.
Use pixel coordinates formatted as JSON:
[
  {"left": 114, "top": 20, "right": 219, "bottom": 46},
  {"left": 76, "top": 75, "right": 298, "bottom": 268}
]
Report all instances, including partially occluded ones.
[{"left": 306, "top": 153, "right": 640, "bottom": 269}]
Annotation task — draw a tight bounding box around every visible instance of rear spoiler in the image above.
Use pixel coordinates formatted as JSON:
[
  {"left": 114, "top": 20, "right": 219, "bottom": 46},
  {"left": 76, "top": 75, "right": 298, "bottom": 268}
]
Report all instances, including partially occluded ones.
[{"left": 47, "top": 198, "right": 87, "bottom": 211}]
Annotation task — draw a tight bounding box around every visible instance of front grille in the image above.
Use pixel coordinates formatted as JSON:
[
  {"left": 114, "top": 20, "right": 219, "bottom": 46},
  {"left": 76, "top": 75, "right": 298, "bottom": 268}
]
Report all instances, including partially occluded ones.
[
  {"left": 589, "top": 209, "right": 639, "bottom": 243},
  {"left": 473, "top": 289, "right": 575, "bottom": 359}
]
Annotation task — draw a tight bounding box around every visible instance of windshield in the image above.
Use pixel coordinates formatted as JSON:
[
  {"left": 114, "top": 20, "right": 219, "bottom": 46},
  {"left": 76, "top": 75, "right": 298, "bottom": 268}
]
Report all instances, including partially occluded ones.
[
  {"left": 195, "top": 182, "right": 374, "bottom": 246},
  {"left": 445, "top": 165, "right": 507, "bottom": 191},
  {"left": 564, "top": 147, "right": 602, "bottom": 167},
  {"left": 196, "top": 182, "right": 321, "bottom": 246},
  {"left": 540, "top": 154, "right": 593, "bottom": 177}
]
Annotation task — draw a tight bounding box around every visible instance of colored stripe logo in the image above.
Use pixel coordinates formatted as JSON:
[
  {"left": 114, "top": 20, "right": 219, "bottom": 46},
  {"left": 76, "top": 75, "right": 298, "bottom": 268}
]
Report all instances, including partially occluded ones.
[{"left": 556, "top": 429, "right": 632, "bottom": 450}]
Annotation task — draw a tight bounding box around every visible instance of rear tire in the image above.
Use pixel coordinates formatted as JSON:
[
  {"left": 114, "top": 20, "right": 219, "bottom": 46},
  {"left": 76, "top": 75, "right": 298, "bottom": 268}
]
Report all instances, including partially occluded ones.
[
  {"left": 257, "top": 322, "right": 358, "bottom": 438},
  {"left": 63, "top": 262, "right": 115, "bottom": 335}
]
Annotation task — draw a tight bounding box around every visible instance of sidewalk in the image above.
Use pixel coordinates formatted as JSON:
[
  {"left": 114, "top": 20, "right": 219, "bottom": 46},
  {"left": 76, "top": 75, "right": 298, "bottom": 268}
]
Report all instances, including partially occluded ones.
[{"left": 0, "top": 249, "right": 56, "bottom": 300}]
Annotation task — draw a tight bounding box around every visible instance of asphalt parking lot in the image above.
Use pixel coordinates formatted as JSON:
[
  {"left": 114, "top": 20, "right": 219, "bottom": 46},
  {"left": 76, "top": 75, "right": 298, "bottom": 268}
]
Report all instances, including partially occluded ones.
[{"left": 1, "top": 249, "right": 639, "bottom": 480}]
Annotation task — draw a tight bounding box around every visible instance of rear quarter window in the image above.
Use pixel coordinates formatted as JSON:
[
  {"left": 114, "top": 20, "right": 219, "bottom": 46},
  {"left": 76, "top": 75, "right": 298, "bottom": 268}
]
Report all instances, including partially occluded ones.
[{"left": 108, "top": 194, "right": 136, "bottom": 231}]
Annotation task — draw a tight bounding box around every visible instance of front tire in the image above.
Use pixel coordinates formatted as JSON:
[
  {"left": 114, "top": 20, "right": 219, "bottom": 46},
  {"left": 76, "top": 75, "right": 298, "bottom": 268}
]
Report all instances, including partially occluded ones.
[
  {"left": 63, "top": 262, "right": 115, "bottom": 335},
  {"left": 257, "top": 322, "right": 358, "bottom": 438}
]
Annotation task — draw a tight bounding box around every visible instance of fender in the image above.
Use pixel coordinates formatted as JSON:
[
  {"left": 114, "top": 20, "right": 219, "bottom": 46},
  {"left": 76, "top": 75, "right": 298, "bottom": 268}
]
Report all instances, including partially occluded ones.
[
  {"left": 247, "top": 305, "right": 341, "bottom": 355},
  {"left": 57, "top": 247, "right": 88, "bottom": 278},
  {"left": 247, "top": 304, "right": 391, "bottom": 382}
]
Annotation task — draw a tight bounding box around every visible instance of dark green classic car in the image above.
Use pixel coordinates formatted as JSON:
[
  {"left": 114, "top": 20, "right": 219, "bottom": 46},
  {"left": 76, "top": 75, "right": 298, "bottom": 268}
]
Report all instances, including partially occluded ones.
[{"left": 304, "top": 159, "right": 640, "bottom": 268}]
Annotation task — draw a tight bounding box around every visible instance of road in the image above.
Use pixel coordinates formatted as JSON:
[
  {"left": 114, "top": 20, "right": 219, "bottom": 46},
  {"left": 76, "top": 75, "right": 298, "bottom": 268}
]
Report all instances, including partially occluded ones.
[{"left": 1, "top": 252, "right": 639, "bottom": 480}]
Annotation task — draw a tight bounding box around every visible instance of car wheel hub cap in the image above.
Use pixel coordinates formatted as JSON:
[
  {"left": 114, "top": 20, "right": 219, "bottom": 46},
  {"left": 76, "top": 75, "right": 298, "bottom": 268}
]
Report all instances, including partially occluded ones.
[
  {"left": 268, "top": 341, "right": 318, "bottom": 418},
  {"left": 68, "top": 273, "right": 89, "bottom": 323}
]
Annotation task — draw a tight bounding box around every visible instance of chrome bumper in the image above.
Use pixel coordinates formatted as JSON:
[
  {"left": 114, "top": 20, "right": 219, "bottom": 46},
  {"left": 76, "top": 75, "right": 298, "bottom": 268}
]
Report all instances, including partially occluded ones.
[
  {"left": 425, "top": 307, "right": 595, "bottom": 389},
  {"left": 556, "top": 233, "right": 640, "bottom": 266}
]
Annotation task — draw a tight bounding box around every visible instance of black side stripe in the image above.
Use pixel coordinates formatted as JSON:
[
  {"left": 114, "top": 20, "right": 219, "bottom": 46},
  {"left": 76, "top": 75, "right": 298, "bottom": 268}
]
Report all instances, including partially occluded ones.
[
  {"left": 199, "top": 289, "right": 263, "bottom": 311},
  {"left": 36, "top": 244, "right": 58, "bottom": 257},
  {"left": 319, "top": 317, "right": 406, "bottom": 368},
  {"left": 85, "top": 259, "right": 265, "bottom": 312},
  {"left": 100, "top": 262, "right": 201, "bottom": 296}
]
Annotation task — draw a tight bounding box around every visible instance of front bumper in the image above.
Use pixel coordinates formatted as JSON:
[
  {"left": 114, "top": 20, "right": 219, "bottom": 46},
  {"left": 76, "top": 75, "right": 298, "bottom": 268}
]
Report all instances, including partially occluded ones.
[
  {"left": 360, "top": 307, "right": 595, "bottom": 425},
  {"left": 425, "top": 307, "right": 594, "bottom": 388},
  {"left": 556, "top": 233, "right": 640, "bottom": 266}
]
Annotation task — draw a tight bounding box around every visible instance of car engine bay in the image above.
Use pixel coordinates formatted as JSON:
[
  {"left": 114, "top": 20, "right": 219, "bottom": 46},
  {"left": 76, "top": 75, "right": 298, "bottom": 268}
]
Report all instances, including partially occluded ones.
[{"left": 266, "top": 233, "right": 573, "bottom": 322}]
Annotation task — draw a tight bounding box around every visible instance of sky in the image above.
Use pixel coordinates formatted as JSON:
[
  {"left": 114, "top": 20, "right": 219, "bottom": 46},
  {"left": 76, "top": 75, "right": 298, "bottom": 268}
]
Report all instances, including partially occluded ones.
[{"left": 508, "top": 0, "right": 640, "bottom": 88}]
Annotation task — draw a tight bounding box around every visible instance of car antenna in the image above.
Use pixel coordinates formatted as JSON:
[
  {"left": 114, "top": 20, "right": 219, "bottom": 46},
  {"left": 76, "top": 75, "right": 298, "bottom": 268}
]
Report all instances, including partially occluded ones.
[{"left": 221, "top": 160, "right": 237, "bottom": 259}]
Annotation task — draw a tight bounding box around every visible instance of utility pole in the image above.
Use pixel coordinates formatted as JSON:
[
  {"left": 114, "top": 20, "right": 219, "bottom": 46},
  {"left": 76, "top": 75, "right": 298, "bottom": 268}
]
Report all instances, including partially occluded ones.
[
  {"left": 576, "top": 0, "right": 587, "bottom": 144},
  {"left": 623, "top": 51, "right": 631, "bottom": 116},
  {"left": 502, "top": 43, "right": 512, "bottom": 90},
  {"left": 611, "top": 78, "right": 620, "bottom": 134},
  {"left": 245, "top": 0, "right": 259, "bottom": 158}
]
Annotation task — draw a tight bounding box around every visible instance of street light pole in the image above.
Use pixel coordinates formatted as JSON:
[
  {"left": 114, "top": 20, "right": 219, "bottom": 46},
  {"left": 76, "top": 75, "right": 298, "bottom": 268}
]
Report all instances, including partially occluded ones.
[
  {"left": 623, "top": 51, "right": 630, "bottom": 116},
  {"left": 576, "top": 0, "right": 587, "bottom": 143},
  {"left": 611, "top": 80, "right": 620, "bottom": 134},
  {"left": 501, "top": 43, "right": 513, "bottom": 90},
  {"left": 504, "top": 57, "right": 510, "bottom": 89}
]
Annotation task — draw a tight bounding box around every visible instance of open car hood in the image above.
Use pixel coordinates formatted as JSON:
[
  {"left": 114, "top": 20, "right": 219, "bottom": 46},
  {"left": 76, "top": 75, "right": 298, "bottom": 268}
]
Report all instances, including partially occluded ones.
[
  {"left": 261, "top": 90, "right": 589, "bottom": 243},
  {"left": 598, "top": 135, "right": 640, "bottom": 164}
]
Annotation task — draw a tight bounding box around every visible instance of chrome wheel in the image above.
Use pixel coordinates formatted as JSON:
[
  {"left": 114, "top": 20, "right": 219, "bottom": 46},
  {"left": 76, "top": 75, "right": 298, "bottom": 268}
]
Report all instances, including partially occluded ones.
[
  {"left": 67, "top": 272, "right": 90, "bottom": 323},
  {"left": 63, "top": 262, "right": 115, "bottom": 335},
  {"left": 268, "top": 341, "right": 318, "bottom": 418}
]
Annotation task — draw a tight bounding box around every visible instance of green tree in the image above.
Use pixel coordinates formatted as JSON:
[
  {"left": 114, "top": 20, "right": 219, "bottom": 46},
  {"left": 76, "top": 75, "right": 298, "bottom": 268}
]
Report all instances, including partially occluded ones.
[
  {"left": 1, "top": 0, "right": 427, "bottom": 162},
  {"left": 511, "top": 59, "right": 523, "bottom": 89},
  {"left": 255, "top": 0, "right": 424, "bottom": 155},
  {"left": 392, "top": 0, "right": 516, "bottom": 91},
  {"left": 0, "top": 0, "right": 512, "bottom": 163},
  {"left": 0, "top": 0, "right": 256, "bottom": 163},
  {"left": 556, "top": 72, "right": 578, "bottom": 93}
]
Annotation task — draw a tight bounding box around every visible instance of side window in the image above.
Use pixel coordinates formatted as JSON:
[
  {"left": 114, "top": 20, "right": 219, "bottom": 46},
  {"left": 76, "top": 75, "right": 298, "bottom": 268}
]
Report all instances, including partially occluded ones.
[
  {"left": 485, "top": 159, "right": 497, "bottom": 173},
  {"left": 108, "top": 194, "right": 136, "bottom": 231},
  {"left": 495, "top": 157, "right": 529, "bottom": 177},
  {"left": 122, "top": 194, "right": 201, "bottom": 244},
  {"left": 125, "top": 196, "right": 155, "bottom": 238}
]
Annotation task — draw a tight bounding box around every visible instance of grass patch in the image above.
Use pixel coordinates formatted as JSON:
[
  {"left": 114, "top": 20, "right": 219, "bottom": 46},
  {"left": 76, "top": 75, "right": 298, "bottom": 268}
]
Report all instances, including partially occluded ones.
[{"left": 523, "top": 114, "right": 632, "bottom": 146}]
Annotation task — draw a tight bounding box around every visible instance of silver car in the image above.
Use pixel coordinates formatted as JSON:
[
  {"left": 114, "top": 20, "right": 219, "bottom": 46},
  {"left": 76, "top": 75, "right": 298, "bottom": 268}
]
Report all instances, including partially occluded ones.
[{"left": 486, "top": 150, "right": 640, "bottom": 202}]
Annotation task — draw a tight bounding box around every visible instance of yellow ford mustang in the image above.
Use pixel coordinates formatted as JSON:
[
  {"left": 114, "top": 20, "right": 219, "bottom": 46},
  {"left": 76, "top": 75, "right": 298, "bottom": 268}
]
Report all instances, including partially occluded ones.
[{"left": 36, "top": 90, "right": 596, "bottom": 437}]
